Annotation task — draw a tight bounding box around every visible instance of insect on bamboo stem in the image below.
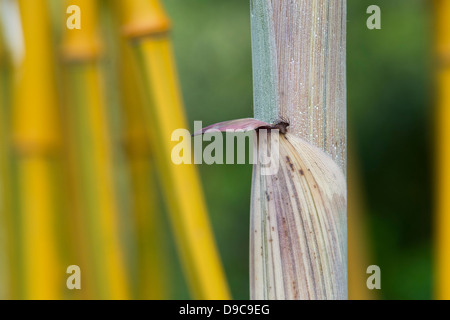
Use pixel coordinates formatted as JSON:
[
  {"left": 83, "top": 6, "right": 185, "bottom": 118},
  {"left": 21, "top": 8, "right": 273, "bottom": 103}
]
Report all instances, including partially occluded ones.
[{"left": 250, "top": 0, "right": 347, "bottom": 299}]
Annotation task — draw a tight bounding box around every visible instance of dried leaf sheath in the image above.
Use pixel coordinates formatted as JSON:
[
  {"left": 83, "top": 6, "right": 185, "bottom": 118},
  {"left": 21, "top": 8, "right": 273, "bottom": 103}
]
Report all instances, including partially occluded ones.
[{"left": 250, "top": 132, "right": 347, "bottom": 299}]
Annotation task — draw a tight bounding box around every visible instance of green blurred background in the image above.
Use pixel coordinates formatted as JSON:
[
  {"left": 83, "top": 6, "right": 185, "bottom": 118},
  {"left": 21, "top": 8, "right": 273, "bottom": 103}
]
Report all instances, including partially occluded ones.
[{"left": 161, "top": 0, "right": 433, "bottom": 299}]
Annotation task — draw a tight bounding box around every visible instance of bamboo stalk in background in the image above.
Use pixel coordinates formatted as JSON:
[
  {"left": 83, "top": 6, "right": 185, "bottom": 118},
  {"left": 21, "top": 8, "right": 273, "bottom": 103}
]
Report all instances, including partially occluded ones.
[
  {"left": 116, "top": 34, "right": 169, "bottom": 299},
  {"left": 348, "top": 148, "right": 375, "bottom": 300},
  {"left": 62, "top": 0, "right": 129, "bottom": 299},
  {"left": 435, "top": 0, "right": 450, "bottom": 300},
  {"left": 0, "top": 12, "right": 14, "bottom": 299},
  {"left": 12, "top": 0, "right": 64, "bottom": 299},
  {"left": 250, "top": 0, "right": 347, "bottom": 299},
  {"left": 107, "top": 0, "right": 170, "bottom": 296},
  {"left": 118, "top": 0, "right": 230, "bottom": 299}
]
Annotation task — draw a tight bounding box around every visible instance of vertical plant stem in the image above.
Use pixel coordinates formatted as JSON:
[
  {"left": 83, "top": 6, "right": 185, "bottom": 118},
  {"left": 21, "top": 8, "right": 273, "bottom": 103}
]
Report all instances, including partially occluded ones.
[
  {"left": 117, "top": 37, "right": 169, "bottom": 299},
  {"left": 62, "top": 0, "right": 129, "bottom": 299},
  {"left": 435, "top": 0, "right": 450, "bottom": 300},
  {"left": 250, "top": 0, "right": 347, "bottom": 299},
  {"left": 348, "top": 149, "right": 375, "bottom": 300},
  {"left": 251, "top": 0, "right": 346, "bottom": 170},
  {"left": 106, "top": 0, "right": 170, "bottom": 297},
  {"left": 0, "top": 13, "right": 13, "bottom": 299},
  {"left": 13, "top": 0, "right": 63, "bottom": 299},
  {"left": 118, "top": 0, "right": 230, "bottom": 299}
]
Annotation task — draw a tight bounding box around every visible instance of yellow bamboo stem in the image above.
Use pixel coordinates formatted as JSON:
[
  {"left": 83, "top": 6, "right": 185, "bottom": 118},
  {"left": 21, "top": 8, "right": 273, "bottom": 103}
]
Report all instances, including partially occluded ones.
[
  {"left": 118, "top": 0, "right": 230, "bottom": 299},
  {"left": 118, "top": 37, "right": 169, "bottom": 299},
  {"left": 435, "top": 0, "right": 450, "bottom": 300},
  {"left": 62, "top": 0, "right": 101, "bottom": 62},
  {"left": 13, "top": 0, "right": 63, "bottom": 299},
  {"left": 62, "top": 0, "right": 130, "bottom": 299}
]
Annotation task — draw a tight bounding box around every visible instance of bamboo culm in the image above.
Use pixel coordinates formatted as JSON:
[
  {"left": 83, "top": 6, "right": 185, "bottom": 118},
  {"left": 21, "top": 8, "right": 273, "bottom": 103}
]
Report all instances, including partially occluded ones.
[{"left": 250, "top": 0, "right": 347, "bottom": 300}]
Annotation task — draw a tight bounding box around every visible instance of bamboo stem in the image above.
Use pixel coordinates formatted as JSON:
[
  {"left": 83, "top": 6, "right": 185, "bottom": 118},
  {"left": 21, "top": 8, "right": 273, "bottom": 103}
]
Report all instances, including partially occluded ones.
[
  {"left": 13, "top": 0, "right": 63, "bottom": 299},
  {"left": 250, "top": 0, "right": 347, "bottom": 299},
  {"left": 118, "top": 0, "right": 230, "bottom": 299},
  {"left": 113, "top": 7, "right": 170, "bottom": 298},
  {"left": 251, "top": 0, "right": 346, "bottom": 170},
  {"left": 62, "top": 0, "right": 130, "bottom": 299},
  {"left": 435, "top": 0, "right": 450, "bottom": 300}
]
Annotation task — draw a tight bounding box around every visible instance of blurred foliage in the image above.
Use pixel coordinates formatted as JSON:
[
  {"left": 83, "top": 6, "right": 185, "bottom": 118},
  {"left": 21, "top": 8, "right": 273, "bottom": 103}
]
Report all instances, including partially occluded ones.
[
  {"left": 164, "top": 0, "right": 432, "bottom": 299},
  {"left": 348, "top": 0, "right": 432, "bottom": 299}
]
